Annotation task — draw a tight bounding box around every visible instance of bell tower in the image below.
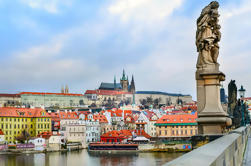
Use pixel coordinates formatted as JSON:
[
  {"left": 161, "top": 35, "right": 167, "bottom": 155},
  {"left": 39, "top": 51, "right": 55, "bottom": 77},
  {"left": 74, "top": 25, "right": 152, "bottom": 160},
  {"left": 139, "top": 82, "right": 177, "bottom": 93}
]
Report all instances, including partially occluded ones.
[{"left": 120, "top": 69, "right": 128, "bottom": 92}]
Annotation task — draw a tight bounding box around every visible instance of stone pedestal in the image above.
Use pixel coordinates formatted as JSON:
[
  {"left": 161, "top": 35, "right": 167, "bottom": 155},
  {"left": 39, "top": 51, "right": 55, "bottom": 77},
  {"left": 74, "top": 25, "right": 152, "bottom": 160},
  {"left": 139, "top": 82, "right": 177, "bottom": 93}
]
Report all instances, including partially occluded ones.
[{"left": 196, "top": 64, "right": 231, "bottom": 135}]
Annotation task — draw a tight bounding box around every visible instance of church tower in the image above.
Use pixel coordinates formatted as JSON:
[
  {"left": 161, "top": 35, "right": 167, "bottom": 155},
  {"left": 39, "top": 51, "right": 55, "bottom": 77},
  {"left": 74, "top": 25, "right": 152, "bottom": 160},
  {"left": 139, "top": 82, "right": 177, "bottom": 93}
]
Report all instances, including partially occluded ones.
[
  {"left": 120, "top": 69, "right": 128, "bottom": 92},
  {"left": 114, "top": 76, "right": 117, "bottom": 90},
  {"left": 130, "top": 75, "right": 135, "bottom": 93},
  {"left": 61, "top": 85, "right": 65, "bottom": 93},
  {"left": 65, "top": 85, "right": 69, "bottom": 94}
]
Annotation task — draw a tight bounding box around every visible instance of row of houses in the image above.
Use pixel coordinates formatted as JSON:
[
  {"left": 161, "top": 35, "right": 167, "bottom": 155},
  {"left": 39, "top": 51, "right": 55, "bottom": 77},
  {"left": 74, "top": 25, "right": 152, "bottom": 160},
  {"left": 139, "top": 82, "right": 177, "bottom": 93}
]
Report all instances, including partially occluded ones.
[{"left": 0, "top": 105, "right": 198, "bottom": 149}]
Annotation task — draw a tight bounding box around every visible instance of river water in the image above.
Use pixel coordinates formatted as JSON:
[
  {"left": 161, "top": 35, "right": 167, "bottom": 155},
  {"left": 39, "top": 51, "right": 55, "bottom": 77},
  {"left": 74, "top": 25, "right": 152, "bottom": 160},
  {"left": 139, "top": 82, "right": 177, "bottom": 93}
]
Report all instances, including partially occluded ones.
[{"left": 0, "top": 150, "right": 183, "bottom": 166}]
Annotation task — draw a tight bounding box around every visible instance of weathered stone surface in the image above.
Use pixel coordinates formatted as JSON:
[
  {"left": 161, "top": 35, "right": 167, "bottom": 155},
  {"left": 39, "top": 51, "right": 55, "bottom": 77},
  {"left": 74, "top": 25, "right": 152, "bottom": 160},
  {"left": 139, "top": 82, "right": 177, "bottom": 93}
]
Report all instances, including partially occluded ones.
[
  {"left": 196, "top": 1, "right": 221, "bottom": 68},
  {"left": 195, "top": 1, "right": 231, "bottom": 135},
  {"left": 165, "top": 126, "right": 250, "bottom": 166}
]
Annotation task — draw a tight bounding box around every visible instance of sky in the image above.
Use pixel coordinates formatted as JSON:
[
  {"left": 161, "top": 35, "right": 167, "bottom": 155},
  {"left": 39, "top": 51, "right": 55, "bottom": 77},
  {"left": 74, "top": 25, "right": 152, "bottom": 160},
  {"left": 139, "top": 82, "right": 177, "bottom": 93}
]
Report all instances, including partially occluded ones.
[{"left": 0, "top": 0, "right": 250, "bottom": 100}]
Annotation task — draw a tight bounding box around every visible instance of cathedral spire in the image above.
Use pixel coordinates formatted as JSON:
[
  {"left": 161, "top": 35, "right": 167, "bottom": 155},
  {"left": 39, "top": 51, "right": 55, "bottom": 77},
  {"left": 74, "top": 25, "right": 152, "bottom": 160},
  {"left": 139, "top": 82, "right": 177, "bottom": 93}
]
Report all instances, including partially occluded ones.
[
  {"left": 121, "top": 69, "right": 126, "bottom": 81},
  {"left": 130, "top": 75, "right": 135, "bottom": 93},
  {"left": 65, "top": 85, "right": 69, "bottom": 94},
  {"left": 61, "top": 85, "right": 65, "bottom": 93},
  {"left": 114, "top": 75, "right": 116, "bottom": 90}
]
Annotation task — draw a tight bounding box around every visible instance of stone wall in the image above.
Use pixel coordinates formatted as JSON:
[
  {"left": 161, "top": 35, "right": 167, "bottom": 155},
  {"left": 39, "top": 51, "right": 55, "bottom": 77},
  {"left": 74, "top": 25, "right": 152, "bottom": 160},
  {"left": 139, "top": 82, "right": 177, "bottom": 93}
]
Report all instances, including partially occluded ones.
[
  {"left": 165, "top": 126, "right": 250, "bottom": 166},
  {"left": 135, "top": 94, "right": 193, "bottom": 105}
]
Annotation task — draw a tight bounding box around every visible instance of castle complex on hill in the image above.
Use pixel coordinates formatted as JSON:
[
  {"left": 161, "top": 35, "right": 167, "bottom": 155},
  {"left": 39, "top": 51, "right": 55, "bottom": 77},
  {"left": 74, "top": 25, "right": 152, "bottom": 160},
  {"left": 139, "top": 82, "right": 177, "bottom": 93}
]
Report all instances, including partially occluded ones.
[{"left": 98, "top": 70, "right": 135, "bottom": 93}]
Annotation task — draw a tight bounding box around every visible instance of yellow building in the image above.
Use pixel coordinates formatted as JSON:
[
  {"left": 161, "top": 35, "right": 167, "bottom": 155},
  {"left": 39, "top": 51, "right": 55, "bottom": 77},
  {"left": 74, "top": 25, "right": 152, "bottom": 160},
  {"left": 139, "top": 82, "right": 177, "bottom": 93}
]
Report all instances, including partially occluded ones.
[
  {"left": 0, "top": 107, "right": 51, "bottom": 143},
  {"left": 155, "top": 113, "right": 198, "bottom": 138}
]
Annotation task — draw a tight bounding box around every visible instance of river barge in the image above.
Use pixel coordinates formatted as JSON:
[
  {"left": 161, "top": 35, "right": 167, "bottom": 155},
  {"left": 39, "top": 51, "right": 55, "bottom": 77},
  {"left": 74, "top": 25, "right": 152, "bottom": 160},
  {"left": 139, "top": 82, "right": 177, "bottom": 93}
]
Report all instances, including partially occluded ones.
[{"left": 88, "top": 143, "right": 138, "bottom": 151}]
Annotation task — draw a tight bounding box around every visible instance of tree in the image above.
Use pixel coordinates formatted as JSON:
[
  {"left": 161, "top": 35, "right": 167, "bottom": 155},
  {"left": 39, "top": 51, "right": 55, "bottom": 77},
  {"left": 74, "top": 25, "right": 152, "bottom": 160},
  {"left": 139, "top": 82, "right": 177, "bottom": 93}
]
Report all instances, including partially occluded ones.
[
  {"left": 153, "top": 98, "right": 162, "bottom": 109},
  {"left": 90, "top": 103, "right": 97, "bottom": 108},
  {"left": 15, "top": 130, "right": 31, "bottom": 143},
  {"left": 140, "top": 99, "right": 147, "bottom": 106},
  {"left": 146, "top": 96, "right": 153, "bottom": 105}
]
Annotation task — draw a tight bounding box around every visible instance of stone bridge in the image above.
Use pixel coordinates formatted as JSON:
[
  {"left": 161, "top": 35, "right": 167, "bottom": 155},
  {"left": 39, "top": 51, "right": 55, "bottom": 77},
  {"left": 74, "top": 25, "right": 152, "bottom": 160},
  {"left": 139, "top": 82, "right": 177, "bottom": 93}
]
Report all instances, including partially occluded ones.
[{"left": 165, "top": 126, "right": 250, "bottom": 166}]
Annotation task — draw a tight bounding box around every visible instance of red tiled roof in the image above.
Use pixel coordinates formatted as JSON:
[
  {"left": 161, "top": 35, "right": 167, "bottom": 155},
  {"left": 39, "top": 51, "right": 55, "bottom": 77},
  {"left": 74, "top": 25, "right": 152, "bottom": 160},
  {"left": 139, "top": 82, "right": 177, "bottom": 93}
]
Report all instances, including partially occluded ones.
[
  {"left": 0, "top": 107, "right": 51, "bottom": 118},
  {"left": 37, "top": 131, "right": 53, "bottom": 139},
  {"left": 84, "top": 89, "right": 132, "bottom": 96},
  {"left": 0, "top": 129, "right": 4, "bottom": 135},
  {"left": 156, "top": 112, "right": 197, "bottom": 124},
  {"left": 181, "top": 106, "right": 197, "bottom": 111},
  {"left": 20, "top": 92, "right": 83, "bottom": 96},
  {"left": 94, "top": 114, "right": 108, "bottom": 123},
  {"left": 48, "top": 112, "right": 60, "bottom": 121},
  {"left": 59, "top": 112, "right": 79, "bottom": 119},
  {"left": 101, "top": 129, "right": 151, "bottom": 139},
  {"left": 0, "top": 94, "right": 20, "bottom": 97},
  {"left": 101, "top": 130, "right": 131, "bottom": 138}
]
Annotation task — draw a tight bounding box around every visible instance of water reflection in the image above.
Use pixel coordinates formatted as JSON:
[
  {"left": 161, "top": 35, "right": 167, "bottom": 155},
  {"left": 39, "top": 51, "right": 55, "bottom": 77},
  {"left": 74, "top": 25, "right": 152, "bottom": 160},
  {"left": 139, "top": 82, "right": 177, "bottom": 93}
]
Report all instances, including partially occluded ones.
[{"left": 0, "top": 150, "right": 183, "bottom": 166}]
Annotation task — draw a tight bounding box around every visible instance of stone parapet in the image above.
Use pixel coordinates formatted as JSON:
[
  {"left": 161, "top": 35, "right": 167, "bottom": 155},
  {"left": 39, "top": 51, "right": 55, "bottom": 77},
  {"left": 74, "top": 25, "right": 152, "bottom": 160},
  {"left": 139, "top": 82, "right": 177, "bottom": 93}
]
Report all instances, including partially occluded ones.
[{"left": 165, "top": 126, "right": 250, "bottom": 166}]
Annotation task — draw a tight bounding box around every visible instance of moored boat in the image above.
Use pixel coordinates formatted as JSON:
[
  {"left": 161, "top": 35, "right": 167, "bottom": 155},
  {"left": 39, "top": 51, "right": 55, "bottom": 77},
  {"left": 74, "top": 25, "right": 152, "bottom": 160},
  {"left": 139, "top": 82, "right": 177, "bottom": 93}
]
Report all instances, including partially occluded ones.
[{"left": 88, "top": 142, "right": 138, "bottom": 151}]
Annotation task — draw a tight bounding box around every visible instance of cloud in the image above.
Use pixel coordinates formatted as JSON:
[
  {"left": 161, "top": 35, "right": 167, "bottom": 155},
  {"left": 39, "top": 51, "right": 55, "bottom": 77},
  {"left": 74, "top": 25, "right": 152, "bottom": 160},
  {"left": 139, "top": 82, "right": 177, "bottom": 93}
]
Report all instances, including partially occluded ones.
[
  {"left": 221, "top": 0, "right": 251, "bottom": 20},
  {"left": 108, "top": 0, "right": 183, "bottom": 23},
  {"left": 20, "top": 0, "right": 72, "bottom": 14},
  {"left": 0, "top": 27, "right": 101, "bottom": 93},
  {"left": 1, "top": 0, "right": 251, "bottom": 98}
]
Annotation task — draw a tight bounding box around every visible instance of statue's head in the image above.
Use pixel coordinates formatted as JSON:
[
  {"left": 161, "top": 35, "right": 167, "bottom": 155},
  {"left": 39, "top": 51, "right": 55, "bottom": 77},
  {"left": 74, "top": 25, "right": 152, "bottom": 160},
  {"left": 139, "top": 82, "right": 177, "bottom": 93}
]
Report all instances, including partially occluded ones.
[{"left": 210, "top": 1, "right": 219, "bottom": 9}]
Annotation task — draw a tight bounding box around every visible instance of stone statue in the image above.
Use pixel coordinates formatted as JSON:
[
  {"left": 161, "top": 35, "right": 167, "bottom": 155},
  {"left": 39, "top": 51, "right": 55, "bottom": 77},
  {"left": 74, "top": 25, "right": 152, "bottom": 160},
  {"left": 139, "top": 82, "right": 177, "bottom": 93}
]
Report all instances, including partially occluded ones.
[
  {"left": 196, "top": 1, "right": 221, "bottom": 68},
  {"left": 228, "top": 80, "right": 237, "bottom": 117},
  {"left": 228, "top": 80, "right": 241, "bottom": 128}
]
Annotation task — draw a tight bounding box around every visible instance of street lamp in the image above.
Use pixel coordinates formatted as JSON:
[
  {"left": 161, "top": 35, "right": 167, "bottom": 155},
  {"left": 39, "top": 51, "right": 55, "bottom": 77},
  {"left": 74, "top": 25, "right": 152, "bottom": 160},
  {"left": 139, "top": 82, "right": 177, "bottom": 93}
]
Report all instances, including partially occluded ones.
[
  {"left": 238, "top": 85, "right": 247, "bottom": 126},
  {"left": 238, "top": 85, "right": 246, "bottom": 98}
]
